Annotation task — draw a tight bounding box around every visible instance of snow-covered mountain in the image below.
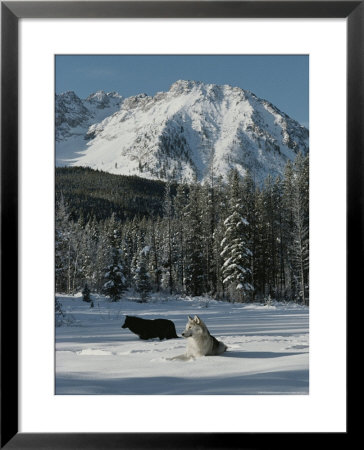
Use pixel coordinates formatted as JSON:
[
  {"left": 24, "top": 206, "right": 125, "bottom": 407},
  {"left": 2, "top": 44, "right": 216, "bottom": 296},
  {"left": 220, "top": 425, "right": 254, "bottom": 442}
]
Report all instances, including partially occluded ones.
[
  {"left": 56, "top": 80, "right": 308, "bottom": 184},
  {"left": 56, "top": 90, "right": 123, "bottom": 160}
]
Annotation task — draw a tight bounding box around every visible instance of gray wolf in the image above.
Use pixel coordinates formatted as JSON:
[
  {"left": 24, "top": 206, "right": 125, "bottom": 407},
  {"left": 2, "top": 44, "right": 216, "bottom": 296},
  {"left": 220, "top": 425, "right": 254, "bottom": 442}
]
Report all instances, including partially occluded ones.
[
  {"left": 121, "top": 315, "right": 179, "bottom": 340},
  {"left": 171, "top": 315, "right": 227, "bottom": 360}
]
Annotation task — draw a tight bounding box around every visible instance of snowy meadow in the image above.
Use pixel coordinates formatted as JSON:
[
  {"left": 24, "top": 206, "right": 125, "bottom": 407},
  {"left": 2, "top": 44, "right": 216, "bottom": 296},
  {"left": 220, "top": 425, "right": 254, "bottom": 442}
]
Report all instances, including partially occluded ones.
[{"left": 56, "top": 293, "right": 309, "bottom": 395}]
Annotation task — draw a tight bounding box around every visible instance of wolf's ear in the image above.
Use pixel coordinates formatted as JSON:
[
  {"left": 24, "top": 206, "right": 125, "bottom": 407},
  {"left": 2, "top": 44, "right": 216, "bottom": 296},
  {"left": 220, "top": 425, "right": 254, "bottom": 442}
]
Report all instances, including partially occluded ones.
[
  {"left": 194, "top": 315, "right": 200, "bottom": 324},
  {"left": 188, "top": 315, "right": 194, "bottom": 321}
]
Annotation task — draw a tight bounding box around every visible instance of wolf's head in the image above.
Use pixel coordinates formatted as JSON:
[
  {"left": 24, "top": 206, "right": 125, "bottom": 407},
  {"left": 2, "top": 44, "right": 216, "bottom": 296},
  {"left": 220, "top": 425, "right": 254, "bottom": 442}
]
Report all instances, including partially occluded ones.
[
  {"left": 181, "top": 315, "right": 206, "bottom": 338},
  {"left": 121, "top": 316, "right": 130, "bottom": 329}
]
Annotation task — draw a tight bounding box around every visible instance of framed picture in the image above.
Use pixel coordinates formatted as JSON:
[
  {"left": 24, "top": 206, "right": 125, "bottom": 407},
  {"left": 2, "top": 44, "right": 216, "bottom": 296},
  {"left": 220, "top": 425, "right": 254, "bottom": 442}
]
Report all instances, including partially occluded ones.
[{"left": 1, "top": 1, "right": 357, "bottom": 447}]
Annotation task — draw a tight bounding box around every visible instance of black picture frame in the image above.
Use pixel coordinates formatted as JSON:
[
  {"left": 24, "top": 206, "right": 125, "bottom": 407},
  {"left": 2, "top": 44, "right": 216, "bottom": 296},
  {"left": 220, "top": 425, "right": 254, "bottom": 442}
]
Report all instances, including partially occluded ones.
[{"left": 1, "top": 1, "right": 358, "bottom": 448}]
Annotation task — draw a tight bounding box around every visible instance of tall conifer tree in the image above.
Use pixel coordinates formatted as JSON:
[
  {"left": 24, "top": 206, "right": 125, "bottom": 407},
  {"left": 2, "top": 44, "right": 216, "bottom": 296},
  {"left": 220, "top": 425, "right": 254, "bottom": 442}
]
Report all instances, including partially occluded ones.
[{"left": 220, "top": 169, "right": 254, "bottom": 302}]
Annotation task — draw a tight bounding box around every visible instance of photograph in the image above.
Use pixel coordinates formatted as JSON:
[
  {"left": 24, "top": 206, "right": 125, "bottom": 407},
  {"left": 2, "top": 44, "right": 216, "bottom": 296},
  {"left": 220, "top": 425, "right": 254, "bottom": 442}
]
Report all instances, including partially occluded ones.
[
  {"left": 54, "top": 54, "right": 309, "bottom": 395},
  {"left": 1, "top": 0, "right": 355, "bottom": 445}
]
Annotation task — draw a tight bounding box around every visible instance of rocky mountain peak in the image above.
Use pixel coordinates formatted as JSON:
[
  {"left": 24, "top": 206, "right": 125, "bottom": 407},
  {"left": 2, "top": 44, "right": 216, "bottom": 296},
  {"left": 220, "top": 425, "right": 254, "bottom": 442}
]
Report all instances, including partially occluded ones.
[{"left": 56, "top": 81, "right": 308, "bottom": 184}]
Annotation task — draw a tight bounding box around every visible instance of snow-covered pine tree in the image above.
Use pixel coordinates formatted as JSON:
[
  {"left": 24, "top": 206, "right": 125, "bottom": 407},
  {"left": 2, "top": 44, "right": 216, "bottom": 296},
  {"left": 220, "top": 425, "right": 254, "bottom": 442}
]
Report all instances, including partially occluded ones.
[
  {"left": 56, "top": 196, "right": 98, "bottom": 294},
  {"left": 282, "top": 159, "right": 296, "bottom": 299},
  {"left": 79, "top": 219, "right": 98, "bottom": 291},
  {"left": 281, "top": 154, "right": 309, "bottom": 303},
  {"left": 220, "top": 169, "right": 254, "bottom": 302},
  {"left": 241, "top": 171, "right": 256, "bottom": 299},
  {"left": 102, "top": 214, "right": 127, "bottom": 302},
  {"left": 174, "top": 183, "right": 189, "bottom": 292},
  {"left": 184, "top": 181, "right": 205, "bottom": 296},
  {"left": 262, "top": 174, "right": 281, "bottom": 298},
  {"left": 133, "top": 246, "right": 152, "bottom": 302},
  {"left": 200, "top": 167, "right": 218, "bottom": 295},
  {"left": 55, "top": 199, "right": 86, "bottom": 294},
  {"left": 160, "top": 181, "right": 175, "bottom": 294},
  {"left": 69, "top": 217, "right": 88, "bottom": 294},
  {"left": 120, "top": 220, "right": 134, "bottom": 287},
  {"left": 55, "top": 196, "right": 79, "bottom": 294},
  {"left": 103, "top": 248, "right": 127, "bottom": 302},
  {"left": 272, "top": 176, "right": 285, "bottom": 299},
  {"left": 146, "top": 217, "right": 162, "bottom": 292},
  {"left": 94, "top": 221, "right": 112, "bottom": 292},
  {"left": 291, "top": 152, "right": 309, "bottom": 304},
  {"left": 212, "top": 175, "right": 228, "bottom": 298},
  {"left": 82, "top": 283, "right": 91, "bottom": 302},
  {"left": 55, "top": 196, "right": 73, "bottom": 293},
  {"left": 252, "top": 188, "right": 268, "bottom": 299}
]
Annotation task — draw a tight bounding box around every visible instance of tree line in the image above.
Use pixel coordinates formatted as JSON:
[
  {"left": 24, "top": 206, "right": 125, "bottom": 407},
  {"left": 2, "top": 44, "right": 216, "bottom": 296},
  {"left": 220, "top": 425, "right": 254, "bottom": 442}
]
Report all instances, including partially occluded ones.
[
  {"left": 55, "top": 166, "right": 168, "bottom": 222},
  {"left": 56, "top": 153, "right": 309, "bottom": 304}
]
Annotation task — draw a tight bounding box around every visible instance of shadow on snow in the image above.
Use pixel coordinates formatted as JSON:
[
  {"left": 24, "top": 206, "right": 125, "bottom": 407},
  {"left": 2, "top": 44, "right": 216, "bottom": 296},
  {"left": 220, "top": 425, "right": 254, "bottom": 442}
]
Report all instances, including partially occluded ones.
[{"left": 56, "top": 369, "right": 309, "bottom": 395}]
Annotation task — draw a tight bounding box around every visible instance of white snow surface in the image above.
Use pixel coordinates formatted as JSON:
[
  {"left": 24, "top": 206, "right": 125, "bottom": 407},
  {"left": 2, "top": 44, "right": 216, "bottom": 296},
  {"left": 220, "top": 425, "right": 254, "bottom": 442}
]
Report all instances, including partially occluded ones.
[
  {"left": 56, "top": 90, "right": 123, "bottom": 164},
  {"left": 56, "top": 292, "right": 309, "bottom": 395},
  {"left": 56, "top": 80, "right": 309, "bottom": 184}
]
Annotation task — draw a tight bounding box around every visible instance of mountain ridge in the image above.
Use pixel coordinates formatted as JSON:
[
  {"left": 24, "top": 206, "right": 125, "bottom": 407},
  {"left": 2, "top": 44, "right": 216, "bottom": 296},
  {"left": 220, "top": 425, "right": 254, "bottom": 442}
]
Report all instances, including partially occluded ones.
[{"left": 56, "top": 80, "right": 308, "bottom": 184}]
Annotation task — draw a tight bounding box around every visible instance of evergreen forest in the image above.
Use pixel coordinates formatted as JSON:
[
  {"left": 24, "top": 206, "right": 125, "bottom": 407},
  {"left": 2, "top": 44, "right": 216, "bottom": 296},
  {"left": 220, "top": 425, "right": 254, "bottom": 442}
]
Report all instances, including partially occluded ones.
[{"left": 56, "top": 152, "right": 309, "bottom": 304}]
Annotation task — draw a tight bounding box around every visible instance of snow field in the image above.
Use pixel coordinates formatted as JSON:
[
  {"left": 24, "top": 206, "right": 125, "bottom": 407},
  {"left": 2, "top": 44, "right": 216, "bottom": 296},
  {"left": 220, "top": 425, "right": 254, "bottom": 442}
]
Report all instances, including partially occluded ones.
[{"left": 56, "top": 293, "right": 309, "bottom": 395}]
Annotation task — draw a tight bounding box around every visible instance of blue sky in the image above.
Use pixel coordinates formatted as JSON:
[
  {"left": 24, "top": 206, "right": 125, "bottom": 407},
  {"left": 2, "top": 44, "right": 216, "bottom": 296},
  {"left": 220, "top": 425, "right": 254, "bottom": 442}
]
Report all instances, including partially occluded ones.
[{"left": 56, "top": 55, "right": 309, "bottom": 126}]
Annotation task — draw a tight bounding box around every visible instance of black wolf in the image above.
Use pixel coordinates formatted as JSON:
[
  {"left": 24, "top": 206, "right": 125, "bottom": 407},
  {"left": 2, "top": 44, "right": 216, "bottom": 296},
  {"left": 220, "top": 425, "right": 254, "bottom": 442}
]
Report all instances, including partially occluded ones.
[{"left": 121, "top": 315, "right": 179, "bottom": 340}]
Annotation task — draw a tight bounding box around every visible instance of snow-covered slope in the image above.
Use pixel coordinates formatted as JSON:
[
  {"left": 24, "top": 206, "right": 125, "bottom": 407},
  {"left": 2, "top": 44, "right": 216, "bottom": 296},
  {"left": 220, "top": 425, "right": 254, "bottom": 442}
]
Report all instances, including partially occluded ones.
[
  {"left": 56, "top": 81, "right": 308, "bottom": 184},
  {"left": 56, "top": 90, "right": 123, "bottom": 163}
]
